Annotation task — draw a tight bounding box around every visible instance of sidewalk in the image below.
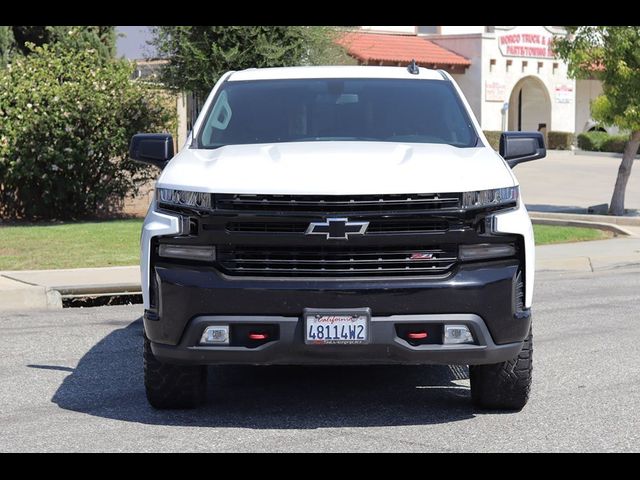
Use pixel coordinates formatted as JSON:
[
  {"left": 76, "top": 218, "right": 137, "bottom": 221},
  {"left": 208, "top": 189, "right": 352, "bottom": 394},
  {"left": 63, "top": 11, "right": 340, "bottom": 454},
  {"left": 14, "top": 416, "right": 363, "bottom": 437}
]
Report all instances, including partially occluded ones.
[
  {"left": 2, "top": 237, "right": 640, "bottom": 311},
  {"left": 535, "top": 237, "right": 640, "bottom": 272}
]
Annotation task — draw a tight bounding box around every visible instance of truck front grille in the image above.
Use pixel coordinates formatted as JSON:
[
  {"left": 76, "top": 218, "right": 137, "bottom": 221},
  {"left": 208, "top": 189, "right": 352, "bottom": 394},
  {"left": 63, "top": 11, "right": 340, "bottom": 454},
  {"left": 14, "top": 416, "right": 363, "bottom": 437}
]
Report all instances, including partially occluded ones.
[
  {"left": 225, "top": 219, "right": 450, "bottom": 234},
  {"left": 217, "top": 245, "right": 458, "bottom": 277},
  {"left": 215, "top": 193, "right": 461, "bottom": 213}
]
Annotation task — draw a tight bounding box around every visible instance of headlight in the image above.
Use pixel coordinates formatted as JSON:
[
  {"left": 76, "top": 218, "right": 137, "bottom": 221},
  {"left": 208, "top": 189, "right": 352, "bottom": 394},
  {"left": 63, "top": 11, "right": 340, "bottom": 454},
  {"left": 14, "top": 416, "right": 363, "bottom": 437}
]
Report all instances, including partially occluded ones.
[
  {"left": 462, "top": 186, "right": 518, "bottom": 210},
  {"left": 157, "top": 188, "right": 212, "bottom": 211}
]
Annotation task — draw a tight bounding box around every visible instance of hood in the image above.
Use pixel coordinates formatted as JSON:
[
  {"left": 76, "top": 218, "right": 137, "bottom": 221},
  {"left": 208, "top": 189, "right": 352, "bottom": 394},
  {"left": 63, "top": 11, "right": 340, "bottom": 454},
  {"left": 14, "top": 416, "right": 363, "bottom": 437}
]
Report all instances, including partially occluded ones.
[{"left": 157, "top": 141, "right": 516, "bottom": 195}]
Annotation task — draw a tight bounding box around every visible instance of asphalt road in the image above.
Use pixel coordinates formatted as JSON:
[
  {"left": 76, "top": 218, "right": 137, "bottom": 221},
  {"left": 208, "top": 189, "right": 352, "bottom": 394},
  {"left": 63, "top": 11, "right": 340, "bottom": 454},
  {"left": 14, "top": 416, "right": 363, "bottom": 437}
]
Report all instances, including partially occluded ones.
[{"left": 1, "top": 267, "right": 639, "bottom": 452}]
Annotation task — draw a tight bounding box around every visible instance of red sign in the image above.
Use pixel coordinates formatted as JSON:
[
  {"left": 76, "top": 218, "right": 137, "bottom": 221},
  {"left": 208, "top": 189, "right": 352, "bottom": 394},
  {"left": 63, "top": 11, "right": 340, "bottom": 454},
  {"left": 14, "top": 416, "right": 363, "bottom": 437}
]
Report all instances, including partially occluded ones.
[{"left": 498, "top": 32, "right": 554, "bottom": 58}]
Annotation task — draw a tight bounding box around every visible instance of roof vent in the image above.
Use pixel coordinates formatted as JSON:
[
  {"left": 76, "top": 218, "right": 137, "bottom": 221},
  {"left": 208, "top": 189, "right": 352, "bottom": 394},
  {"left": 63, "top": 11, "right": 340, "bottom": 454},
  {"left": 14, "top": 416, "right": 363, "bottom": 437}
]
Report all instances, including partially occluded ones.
[{"left": 407, "top": 59, "right": 419, "bottom": 75}]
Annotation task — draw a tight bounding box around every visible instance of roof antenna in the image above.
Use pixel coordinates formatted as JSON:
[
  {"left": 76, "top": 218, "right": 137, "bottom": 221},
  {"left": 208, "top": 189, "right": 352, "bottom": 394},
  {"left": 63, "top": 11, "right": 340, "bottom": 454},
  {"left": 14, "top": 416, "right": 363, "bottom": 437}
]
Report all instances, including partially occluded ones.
[{"left": 407, "top": 59, "right": 419, "bottom": 75}]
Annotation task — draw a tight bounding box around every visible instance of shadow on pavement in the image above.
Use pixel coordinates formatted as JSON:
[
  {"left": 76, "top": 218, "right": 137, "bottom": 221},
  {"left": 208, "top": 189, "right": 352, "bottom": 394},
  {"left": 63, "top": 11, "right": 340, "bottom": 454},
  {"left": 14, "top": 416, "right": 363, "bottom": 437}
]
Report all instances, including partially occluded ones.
[{"left": 49, "top": 319, "right": 476, "bottom": 428}]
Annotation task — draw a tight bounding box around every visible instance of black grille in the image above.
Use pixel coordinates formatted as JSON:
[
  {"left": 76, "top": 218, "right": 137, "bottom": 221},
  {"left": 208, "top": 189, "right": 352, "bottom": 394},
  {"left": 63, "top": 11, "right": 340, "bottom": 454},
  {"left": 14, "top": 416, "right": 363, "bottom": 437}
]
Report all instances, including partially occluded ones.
[
  {"left": 215, "top": 193, "right": 461, "bottom": 213},
  {"left": 226, "top": 222, "right": 306, "bottom": 233},
  {"left": 226, "top": 219, "right": 449, "bottom": 234},
  {"left": 217, "top": 245, "right": 457, "bottom": 277},
  {"left": 366, "top": 220, "right": 449, "bottom": 233}
]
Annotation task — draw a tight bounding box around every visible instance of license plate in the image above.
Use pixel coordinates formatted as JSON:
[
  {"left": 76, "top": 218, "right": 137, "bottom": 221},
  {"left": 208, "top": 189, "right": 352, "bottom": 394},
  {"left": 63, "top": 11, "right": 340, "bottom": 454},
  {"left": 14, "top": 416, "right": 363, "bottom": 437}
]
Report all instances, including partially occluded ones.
[{"left": 304, "top": 308, "right": 370, "bottom": 345}]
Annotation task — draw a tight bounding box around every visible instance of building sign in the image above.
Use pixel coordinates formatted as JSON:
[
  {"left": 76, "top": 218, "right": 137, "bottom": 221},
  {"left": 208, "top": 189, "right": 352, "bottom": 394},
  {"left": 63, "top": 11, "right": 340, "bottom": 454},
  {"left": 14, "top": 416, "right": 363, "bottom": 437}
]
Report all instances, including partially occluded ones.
[
  {"left": 554, "top": 83, "right": 574, "bottom": 104},
  {"left": 498, "top": 29, "right": 554, "bottom": 58},
  {"left": 485, "top": 81, "right": 506, "bottom": 102}
]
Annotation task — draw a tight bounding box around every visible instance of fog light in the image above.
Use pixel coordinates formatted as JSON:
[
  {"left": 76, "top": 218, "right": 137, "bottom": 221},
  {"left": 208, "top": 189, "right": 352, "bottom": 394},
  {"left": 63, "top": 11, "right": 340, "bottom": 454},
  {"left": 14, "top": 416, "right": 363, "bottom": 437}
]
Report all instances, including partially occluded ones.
[
  {"left": 249, "top": 333, "right": 269, "bottom": 341},
  {"left": 158, "top": 244, "right": 216, "bottom": 262},
  {"left": 443, "top": 325, "right": 474, "bottom": 344},
  {"left": 407, "top": 332, "right": 428, "bottom": 340},
  {"left": 200, "top": 326, "right": 229, "bottom": 345},
  {"left": 459, "top": 243, "right": 515, "bottom": 261}
]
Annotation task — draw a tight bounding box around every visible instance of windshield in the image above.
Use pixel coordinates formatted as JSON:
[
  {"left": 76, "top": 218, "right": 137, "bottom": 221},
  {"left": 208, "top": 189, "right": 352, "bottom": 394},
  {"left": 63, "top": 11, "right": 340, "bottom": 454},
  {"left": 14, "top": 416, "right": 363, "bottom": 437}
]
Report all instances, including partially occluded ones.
[{"left": 197, "top": 78, "right": 478, "bottom": 149}]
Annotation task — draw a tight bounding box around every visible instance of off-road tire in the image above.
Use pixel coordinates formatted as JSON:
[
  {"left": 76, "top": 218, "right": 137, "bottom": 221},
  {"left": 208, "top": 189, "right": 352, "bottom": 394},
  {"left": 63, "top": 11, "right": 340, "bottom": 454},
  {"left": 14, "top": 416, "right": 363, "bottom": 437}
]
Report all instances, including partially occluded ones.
[
  {"left": 143, "top": 334, "right": 207, "bottom": 409},
  {"left": 470, "top": 330, "right": 532, "bottom": 410}
]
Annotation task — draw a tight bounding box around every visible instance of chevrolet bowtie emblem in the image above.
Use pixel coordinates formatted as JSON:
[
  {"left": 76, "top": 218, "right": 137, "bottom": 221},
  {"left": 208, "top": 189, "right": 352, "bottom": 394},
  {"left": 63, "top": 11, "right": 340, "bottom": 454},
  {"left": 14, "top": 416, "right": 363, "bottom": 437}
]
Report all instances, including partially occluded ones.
[{"left": 305, "top": 218, "right": 369, "bottom": 240}]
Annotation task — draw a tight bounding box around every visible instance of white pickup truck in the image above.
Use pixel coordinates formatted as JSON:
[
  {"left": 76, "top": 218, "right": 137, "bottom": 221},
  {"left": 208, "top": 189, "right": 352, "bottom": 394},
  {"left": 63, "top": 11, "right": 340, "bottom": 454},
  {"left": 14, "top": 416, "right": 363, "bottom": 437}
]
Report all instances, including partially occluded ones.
[{"left": 130, "top": 65, "right": 545, "bottom": 411}]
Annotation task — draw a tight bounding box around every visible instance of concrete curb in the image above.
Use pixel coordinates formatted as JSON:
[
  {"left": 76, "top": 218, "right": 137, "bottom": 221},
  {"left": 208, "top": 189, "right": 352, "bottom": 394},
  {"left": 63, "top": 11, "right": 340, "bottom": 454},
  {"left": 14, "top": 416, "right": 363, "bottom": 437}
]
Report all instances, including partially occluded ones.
[
  {"left": 0, "top": 266, "right": 140, "bottom": 312},
  {"left": 530, "top": 211, "right": 640, "bottom": 227},
  {"left": 530, "top": 216, "right": 635, "bottom": 237},
  {"left": 0, "top": 276, "right": 62, "bottom": 311},
  {"left": 53, "top": 283, "right": 141, "bottom": 297}
]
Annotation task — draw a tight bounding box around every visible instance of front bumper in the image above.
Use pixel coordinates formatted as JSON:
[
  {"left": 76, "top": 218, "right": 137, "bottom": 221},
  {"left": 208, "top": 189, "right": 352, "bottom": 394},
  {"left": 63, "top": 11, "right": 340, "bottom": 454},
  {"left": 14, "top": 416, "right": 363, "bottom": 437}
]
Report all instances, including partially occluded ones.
[
  {"left": 150, "top": 313, "right": 525, "bottom": 366},
  {"left": 144, "top": 260, "right": 531, "bottom": 366}
]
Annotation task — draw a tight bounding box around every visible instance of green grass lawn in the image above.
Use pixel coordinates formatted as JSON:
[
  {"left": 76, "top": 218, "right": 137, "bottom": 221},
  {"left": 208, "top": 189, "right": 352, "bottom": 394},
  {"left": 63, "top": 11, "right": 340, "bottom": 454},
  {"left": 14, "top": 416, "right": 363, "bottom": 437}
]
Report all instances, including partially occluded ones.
[
  {"left": 533, "top": 224, "right": 609, "bottom": 245},
  {"left": 0, "top": 219, "right": 610, "bottom": 271},
  {"left": 0, "top": 219, "right": 143, "bottom": 271}
]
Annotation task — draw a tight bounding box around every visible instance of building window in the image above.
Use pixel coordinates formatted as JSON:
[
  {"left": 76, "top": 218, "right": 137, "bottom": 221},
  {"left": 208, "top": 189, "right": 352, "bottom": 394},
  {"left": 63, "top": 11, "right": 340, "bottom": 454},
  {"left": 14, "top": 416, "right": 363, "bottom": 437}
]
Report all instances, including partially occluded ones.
[
  {"left": 537, "top": 61, "right": 543, "bottom": 73},
  {"left": 489, "top": 58, "right": 496, "bottom": 73},
  {"left": 553, "top": 62, "right": 559, "bottom": 75},
  {"left": 506, "top": 59, "right": 512, "bottom": 72},
  {"left": 522, "top": 61, "right": 528, "bottom": 73},
  {"left": 485, "top": 26, "right": 495, "bottom": 33}
]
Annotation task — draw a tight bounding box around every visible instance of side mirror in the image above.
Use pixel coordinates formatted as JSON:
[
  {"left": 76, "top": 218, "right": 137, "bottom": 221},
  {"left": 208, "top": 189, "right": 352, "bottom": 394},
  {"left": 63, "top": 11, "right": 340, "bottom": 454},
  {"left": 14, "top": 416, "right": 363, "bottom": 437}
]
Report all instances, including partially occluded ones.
[
  {"left": 129, "top": 133, "right": 174, "bottom": 169},
  {"left": 499, "top": 131, "right": 546, "bottom": 168}
]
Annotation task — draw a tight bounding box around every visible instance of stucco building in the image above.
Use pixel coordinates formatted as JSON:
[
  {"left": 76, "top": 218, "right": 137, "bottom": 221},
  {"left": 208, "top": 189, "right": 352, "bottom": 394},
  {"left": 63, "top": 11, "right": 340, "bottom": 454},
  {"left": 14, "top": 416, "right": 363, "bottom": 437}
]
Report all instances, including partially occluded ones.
[{"left": 340, "top": 26, "right": 603, "bottom": 136}]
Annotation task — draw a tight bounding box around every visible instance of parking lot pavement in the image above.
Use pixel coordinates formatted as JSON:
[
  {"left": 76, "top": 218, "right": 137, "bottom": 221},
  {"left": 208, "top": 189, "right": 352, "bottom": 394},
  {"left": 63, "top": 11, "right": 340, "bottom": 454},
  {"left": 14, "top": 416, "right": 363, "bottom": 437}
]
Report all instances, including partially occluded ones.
[
  {"left": 0, "top": 266, "right": 639, "bottom": 452},
  {"left": 516, "top": 150, "right": 640, "bottom": 212}
]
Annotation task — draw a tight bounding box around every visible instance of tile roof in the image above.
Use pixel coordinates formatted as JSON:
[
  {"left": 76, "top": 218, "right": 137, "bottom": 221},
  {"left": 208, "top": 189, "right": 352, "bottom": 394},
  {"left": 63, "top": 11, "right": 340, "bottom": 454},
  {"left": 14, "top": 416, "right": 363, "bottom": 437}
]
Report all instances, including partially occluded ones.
[{"left": 337, "top": 31, "right": 471, "bottom": 68}]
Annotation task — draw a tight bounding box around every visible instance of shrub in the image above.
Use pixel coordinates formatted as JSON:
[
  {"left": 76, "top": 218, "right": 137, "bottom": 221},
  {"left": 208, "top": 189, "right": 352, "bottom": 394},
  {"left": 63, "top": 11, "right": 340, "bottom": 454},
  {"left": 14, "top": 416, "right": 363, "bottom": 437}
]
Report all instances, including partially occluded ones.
[
  {"left": 483, "top": 131, "right": 502, "bottom": 151},
  {"left": 577, "top": 131, "right": 610, "bottom": 151},
  {"left": 601, "top": 134, "right": 628, "bottom": 153},
  {"left": 0, "top": 44, "right": 174, "bottom": 220},
  {"left": 547, "top": 131, "right": 574, "bottom": 150},
  {"left": 577, "top": 131, "right": 629, "bottom": 153}
]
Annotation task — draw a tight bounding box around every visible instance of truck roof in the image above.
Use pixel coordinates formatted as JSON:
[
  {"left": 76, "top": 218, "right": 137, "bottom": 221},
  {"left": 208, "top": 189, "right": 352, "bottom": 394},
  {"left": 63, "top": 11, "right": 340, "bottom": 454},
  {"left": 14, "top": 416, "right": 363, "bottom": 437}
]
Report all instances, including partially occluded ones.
[{"left": 228, "top": 65, "right": 446, "bottom": 82}]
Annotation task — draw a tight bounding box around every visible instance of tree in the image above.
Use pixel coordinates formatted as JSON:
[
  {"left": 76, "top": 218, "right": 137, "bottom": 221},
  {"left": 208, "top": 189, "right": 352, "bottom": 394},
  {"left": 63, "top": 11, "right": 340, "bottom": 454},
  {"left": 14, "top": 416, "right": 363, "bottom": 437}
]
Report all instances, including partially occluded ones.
[
  {"left": 0, "top": 43, "right": 174, "bottom": 220},
  {"left": 151, "top": 26, "right": 354, "bottom": 97},
  {"left": 554, "top": 27, "right": 640, "bottom": 216},
  {"left": 2, "top": 26, "right": 116, "bottom": 63}
]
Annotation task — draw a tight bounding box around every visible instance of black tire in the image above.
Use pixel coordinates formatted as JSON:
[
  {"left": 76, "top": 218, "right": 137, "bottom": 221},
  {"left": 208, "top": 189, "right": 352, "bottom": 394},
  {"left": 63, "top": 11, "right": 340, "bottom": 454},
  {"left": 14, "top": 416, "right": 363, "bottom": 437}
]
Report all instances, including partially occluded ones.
[
  {"left": 143, "top": 334, "right": 207, "bottom": 409},
  {"left": 470, "top": 330, "right": 533, "bottom": 411}
]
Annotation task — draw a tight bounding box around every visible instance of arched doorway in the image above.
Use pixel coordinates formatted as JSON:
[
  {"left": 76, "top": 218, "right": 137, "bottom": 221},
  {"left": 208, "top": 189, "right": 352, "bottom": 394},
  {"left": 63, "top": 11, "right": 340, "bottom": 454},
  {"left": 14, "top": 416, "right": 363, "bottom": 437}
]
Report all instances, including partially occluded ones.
[{"left": 507, "top": 76, "right": 551, "bottom": 133}]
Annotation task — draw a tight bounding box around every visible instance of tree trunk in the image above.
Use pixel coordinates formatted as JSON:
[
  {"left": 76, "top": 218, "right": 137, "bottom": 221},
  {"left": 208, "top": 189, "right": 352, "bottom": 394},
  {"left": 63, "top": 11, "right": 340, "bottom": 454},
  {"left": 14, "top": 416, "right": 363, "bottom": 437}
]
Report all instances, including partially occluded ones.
[{"left": 609, "top": 130, "right": 640, "bottom": 216}]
